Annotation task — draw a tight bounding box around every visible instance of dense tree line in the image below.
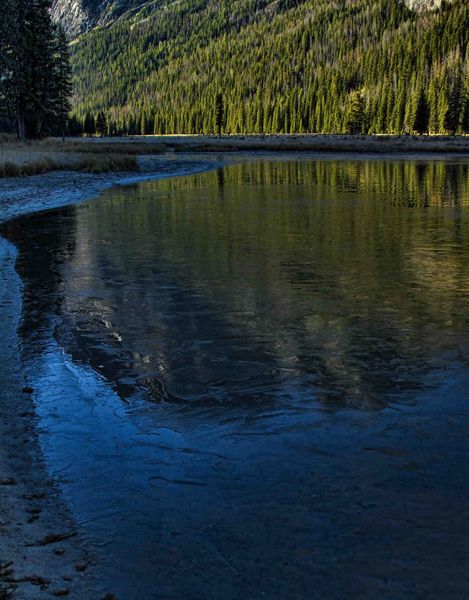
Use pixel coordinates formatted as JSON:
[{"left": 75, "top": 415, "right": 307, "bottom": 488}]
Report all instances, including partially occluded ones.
[
  {"left": 0, "top": 0, "right": 71, "bottom": 138},
  {"left": 70, "top": 0, "right": 469, "bottom": 136}
]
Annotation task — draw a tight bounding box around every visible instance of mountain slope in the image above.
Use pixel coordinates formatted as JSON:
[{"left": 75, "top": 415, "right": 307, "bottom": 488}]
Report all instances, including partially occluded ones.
[
  {"left": 64, "top": 0, "right": 469, "bottom": 135},
  {"left": 51, "top": 0, "right": 153, "bottom": 37},
  {"left": 51, "top": 0, "right": 456, "bottom": 37}
]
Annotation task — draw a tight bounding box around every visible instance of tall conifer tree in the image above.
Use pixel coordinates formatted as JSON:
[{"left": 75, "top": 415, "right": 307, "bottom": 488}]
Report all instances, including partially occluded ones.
[
  {"left": 413, "top": 89, "right": 430, "bottom": 134},
  {"left": 0, "top": 0, "right": 19, "bottom": 131},
  {"left": 52, "top": 26, "right": 72, "bottom": 139},
  {"left": 444, "top": 77, "right": 463, "bottom": 135},
  {"left": 345, "top": 91, "right": 366, "bottom": 135},
  {"left": 0, "top": 0, "right": 72, "bottom": 138},
  {"left": 215, "top": 93, "right": 224, "bottom": 138}
]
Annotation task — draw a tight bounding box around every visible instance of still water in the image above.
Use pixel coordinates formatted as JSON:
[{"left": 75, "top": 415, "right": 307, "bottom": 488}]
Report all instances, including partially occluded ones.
[{"left": 4, "top": 158, "right": 469, "bottom": 598}]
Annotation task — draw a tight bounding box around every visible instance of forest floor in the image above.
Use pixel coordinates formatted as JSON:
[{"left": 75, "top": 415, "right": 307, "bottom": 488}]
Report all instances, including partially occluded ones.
[{"left": 1, "top": 134, "right": 468, "bottom": 178}]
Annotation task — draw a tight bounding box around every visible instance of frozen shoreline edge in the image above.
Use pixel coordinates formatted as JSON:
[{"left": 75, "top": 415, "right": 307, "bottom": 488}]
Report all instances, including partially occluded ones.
[
  {"left": 0, "top": 156, "right": 224, "bottom": 598},
  {"left": 2, "top": 151, "right": 469, "bottom": 597}
]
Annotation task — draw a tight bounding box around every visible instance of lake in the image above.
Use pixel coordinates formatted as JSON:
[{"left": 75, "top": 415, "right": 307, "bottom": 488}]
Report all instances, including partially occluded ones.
[{"left": 4, "top": 157, "right": 469, "bottom": 599}]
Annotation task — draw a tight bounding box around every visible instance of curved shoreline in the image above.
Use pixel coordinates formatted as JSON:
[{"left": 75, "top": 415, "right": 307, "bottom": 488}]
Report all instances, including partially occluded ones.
[
  {"left": 0, "top": 156, "right": 224, "bottom": 598},
  {"left": 0, "top": 155, "right": 227, "bottom": 225},
  {"left": 2, "top": 152, "right": 469, "bottom": 598},
  {"left": 0, "top": 233, "right": 97, "bottom": 598}
]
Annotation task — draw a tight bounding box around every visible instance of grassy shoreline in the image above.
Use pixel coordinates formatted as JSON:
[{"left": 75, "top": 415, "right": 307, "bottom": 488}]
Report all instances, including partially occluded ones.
[
  {"left": 1, "top": 134, "right": 468, "bottom": 179},
  {"left": 0, "top": 137, "right": 138, "bottom": 178},
  {"left": 71, "top": 133, "right": 469, "bottom": 153}
]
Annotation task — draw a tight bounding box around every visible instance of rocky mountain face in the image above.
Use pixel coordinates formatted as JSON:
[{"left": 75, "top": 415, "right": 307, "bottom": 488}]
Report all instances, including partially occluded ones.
[
  {"left": 51, "top": 0, "right": 453, "bottom": 38},
  {"left": 51, "top": 0, "right": 95, "bottom": 37},
  {"left": 51, "top": 0, "right": 147, "bottom": 37},
  {"left": 405, "top": 0, "right": 446, "bottom": 9}
]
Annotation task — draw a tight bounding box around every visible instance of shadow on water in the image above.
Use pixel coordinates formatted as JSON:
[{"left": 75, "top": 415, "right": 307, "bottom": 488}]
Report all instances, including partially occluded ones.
[{"left": 2, "top": 158, "right": 469, "bottom": 599}]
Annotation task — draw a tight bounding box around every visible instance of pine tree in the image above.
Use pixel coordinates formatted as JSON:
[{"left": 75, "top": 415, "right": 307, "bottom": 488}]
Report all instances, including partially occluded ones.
[
  {"left": 25, "top": 0, "right": 56, "bottom": 137},
  {"left": 83, "top": 112, "right": 95, "bottom": 136},
  {"left": 0, "top": 0, "right": 20, "bottom": 132},
  {"left": 51, "top": 26, "right": 72, "bottom": 140},
  {"left": 462, "top": 94, "right": 469, "bottom": 134},
  {"left": 95, "top": 111, "right": 107, "bottom": 137},
  {"left": 68, "top": 114, "right": 82, "bottom": 136},
  {"left": 0, "top": 0, "right": 29, "bottom": 138},
  {"left": 404, "top": 78, "right": 418, "bottom": 134},
  {"left": 0, "top": 0, "right": 72, "bottom": 139},
  {"left": 427, "top": 77, "right": 439, "bottom": 134},
  {"left": 0, "top": 0, "right": 71, "bottom": 138},
  {"left": 413, "top": 89, "right": 430, "bottom": 135},
  {"left": 437, "top": 92, "right": 448, "bottom": 134},
  {"left": 345, "top": 91, "right": 366, "bottom": 135},
  {"left": 444, "top": 78, "right": 462, "bottom": 135},
  {"left": 215, "top": 93, "right": 224, "bottom": 138},
  {"left": 272, "top": 104, "right": 281, "bottom": 133}
]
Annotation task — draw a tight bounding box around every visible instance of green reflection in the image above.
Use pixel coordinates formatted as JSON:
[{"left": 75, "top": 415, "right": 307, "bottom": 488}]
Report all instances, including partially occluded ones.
[{"left": 63, "top": 159, "right": 469, "bottom": 408}]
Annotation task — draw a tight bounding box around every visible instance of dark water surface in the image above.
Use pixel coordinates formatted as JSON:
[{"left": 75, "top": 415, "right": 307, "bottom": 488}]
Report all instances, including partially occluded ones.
[{"left": 4, "top": 158, "right": 469, "bottom": 599}]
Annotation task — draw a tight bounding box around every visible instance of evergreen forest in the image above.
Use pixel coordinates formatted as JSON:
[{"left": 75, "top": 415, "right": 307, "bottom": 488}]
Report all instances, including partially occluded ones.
[{"left": 70, "top": 0, "right": 469, "bottom": 136}]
